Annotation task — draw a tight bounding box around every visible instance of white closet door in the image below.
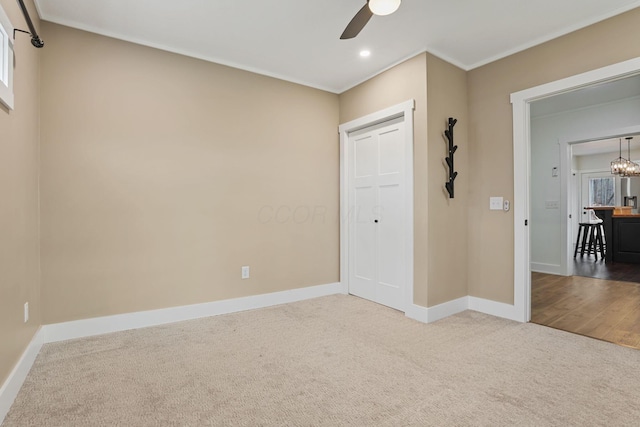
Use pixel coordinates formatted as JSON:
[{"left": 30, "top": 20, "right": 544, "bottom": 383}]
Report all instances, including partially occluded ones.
[{"left": 348, "top": 117, "right": 406, "bottom": 311}]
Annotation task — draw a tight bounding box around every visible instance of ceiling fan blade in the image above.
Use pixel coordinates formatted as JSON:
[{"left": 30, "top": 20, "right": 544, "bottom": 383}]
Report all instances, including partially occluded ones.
[{"left": 340, "top": 3, "right": 373, "bottom": 40}]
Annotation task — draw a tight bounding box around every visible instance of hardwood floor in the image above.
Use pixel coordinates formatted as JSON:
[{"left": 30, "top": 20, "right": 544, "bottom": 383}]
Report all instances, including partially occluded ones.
[
  {"left": 531, "top": 272, "right": 640, "bottom": 350},
  {"left": 573, "top": 257, "right": 640, "bottom": 282}
]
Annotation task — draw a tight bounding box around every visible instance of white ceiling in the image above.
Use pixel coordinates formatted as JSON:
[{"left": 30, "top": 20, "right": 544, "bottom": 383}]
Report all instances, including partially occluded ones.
[
  {"left": 529, "top": 75, "right": 640, "bottom": 157},
  {"left": 34, "top": 0, "right": 640, "bottom": 93},
  {"left": 572, "top": 136, "right": 640, "bottom": 157},
  {"left": 531, "top": 75, "right": 640, "bottom": 118}
]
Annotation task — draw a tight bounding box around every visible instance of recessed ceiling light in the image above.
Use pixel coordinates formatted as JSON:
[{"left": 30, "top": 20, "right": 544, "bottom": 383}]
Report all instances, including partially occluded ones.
[{"left": 360, "top": 50, "right": 371, "bottom": 58}]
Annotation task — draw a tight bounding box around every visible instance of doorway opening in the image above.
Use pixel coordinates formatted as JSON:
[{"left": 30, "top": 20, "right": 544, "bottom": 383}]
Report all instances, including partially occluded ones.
[
  {"left": 511, "top": 57, "right": 640, "bottom": 322},
  {"left": 513, "top": 59, "right": 640, "bottom": 348},
  {"left": 533, "top": 135, "right": 640, "bottom": 349},
  {"left": 569, "top": 135, "right": 640, "bottom": 281}
]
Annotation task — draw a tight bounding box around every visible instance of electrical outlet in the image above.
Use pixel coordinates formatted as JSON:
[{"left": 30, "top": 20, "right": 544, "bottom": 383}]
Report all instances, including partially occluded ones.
[
  {"left": 24, "top": 302, "right": 29, "bottom": 323},
  {"left": 241, "top": 266, "right": 250, "bottom": 279}
]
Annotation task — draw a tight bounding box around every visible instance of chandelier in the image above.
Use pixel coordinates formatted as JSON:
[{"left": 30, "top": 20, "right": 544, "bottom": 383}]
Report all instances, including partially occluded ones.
[
  {"left": 623, "top": 137, "right": 640, "bottom": 176},
  {"left": 611, "top": 137, "right": 640, "bottom": 176},
  {"left": 611, "top": 138, "right": 629, "bottom": 175}
]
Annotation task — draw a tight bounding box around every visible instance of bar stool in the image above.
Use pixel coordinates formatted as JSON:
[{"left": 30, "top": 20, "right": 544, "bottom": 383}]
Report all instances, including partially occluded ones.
[
  {"left": 587, "top": 222, "right": 606, "bottom": 259},
  {"left": 574, "top": 221, "right": 606, "bottom": 260},
  {"left": 574, "top": 223, "right": 591, "bottom": 258}
]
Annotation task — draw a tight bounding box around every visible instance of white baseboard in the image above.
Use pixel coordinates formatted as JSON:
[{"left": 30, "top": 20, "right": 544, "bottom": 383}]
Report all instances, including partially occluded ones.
[
  {"left": 0, "top": 328, "right": 44, "bottom": 425},
  {"left": 426, "top": 297, "right": 469, "bottom": 322},
  {"left": 530, "top": 262, "right": 564, "bottom": 275},
  {"left": 1, "top": 282, "right": 342, "bottom": 423},
  {"left": 404, "top": 303, "right": 429, "bottom": 323},
  {"left": 42, "top": 282, "right": 342, "bottom": 343},
  {"left": 405, "top": 297, "right": 469, "bottom": 324},
  {"left": 468, "top": 296, "right": 521, "bottom": 322},
  {"left": 407, "top": 296, "right": 522, "bottom": 324},
  {"left": 1, "top": 283, "right": 520, "bottom": 425}
]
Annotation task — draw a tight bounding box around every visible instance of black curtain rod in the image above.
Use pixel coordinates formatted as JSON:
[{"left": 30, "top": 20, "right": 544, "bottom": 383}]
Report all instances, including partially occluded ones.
[{"left": 16, "top": 0, "right": 44, "bottom": 48}]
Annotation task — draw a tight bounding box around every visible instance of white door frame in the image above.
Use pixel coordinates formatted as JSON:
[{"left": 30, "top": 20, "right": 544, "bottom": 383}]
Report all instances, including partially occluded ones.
[
  {"left": 338, "top": 99, "right": 415, "bottom": 312},
  {"left": 511, "top": 57, "right": 640, "bottom": 322}
]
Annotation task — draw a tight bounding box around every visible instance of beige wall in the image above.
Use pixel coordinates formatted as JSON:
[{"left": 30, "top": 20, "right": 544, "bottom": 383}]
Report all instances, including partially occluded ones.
[
  {"left": 39, "top": 23, "right": 340, "bottom": 323},
  {"left": 0, "top": 0, "right": 41, "bottom": 386},
  {"left": 339, "top": 53, "right": 429, "bottom": 306},
  {"left": 4, "top": 4, "right": 640, "bottom": 386},
  {"left": 425, "top": 53, "right": 468, "bottom": 306},
  {"left": 339, "top": 53, "right": 468, "bottom": 308},
  {"left": 467, "top": 8, "right": 640, "bottom": 303}
]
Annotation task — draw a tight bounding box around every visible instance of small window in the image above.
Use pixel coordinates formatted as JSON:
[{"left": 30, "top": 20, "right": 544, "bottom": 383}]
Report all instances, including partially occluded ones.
[
  {"left": 0, "top": 4, "right": 14, "bottom": 110},
  {"left": 589, "top": 177, "right": 615, "bottom": 206}
]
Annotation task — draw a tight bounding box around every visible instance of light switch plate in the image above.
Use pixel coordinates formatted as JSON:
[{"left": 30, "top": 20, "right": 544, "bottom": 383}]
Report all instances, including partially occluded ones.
[{"left": 490, "top": 197, "right": 503, "bottom": 210}]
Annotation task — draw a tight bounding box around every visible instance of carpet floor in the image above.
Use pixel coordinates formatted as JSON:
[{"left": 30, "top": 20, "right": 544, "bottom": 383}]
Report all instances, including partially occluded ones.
[{"left": 4, "top": 294, "right": 640, "bottom": 426}]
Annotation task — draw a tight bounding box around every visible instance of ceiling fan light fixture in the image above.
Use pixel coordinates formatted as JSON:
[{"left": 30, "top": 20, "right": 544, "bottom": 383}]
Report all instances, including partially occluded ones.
[{"left": 368, "top": 0, "right": 401, "bottom": 16}]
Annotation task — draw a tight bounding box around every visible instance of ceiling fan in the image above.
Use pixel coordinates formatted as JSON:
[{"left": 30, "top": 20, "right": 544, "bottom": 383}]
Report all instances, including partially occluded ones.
[{"left": 340, "top": 0, "right": 402, "bottom": 40}]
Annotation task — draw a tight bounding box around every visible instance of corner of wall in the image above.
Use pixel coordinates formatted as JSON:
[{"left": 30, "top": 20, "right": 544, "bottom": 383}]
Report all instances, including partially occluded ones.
[
  {"left": 425, "top": 53, "right": 470, "bottom": 308},
  {"left": 0, "top": 0, "right": 43, "bottom": 397}
]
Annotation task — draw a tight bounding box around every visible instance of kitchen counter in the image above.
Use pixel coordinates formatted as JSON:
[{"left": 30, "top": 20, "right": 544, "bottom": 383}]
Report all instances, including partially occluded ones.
[
  {"left": 612, "top": 216, "right": 640, "bottom": 263},
  {"left": 587, "top": 206, "right": 637, "bottom": 216},
  {"left": 582, "top": 207, "right": 640, "bottom": 263},
  {"left": 585, "top": 206, "right": 640, "bottom": 264}
]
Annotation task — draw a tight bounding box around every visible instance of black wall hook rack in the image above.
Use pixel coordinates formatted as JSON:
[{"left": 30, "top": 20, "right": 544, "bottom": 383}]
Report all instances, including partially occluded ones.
[
  {"left": 444, "top": 117, "right": 458, "bottom": 198},
  {"left": 15, "top": 0, "right": 44, "bottom": 48}
]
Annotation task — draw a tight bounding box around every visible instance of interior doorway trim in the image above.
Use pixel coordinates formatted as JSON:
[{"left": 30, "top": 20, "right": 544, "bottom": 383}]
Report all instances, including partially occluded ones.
[
  {"left": 511, "top": 57, "right": 640, "bottom": 323},
  {"left": 338, "top": 99, "right": 415, "bottom": 313}
]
